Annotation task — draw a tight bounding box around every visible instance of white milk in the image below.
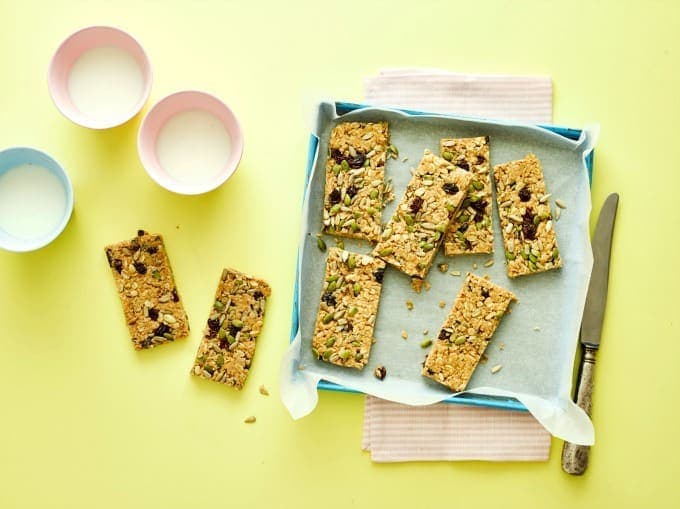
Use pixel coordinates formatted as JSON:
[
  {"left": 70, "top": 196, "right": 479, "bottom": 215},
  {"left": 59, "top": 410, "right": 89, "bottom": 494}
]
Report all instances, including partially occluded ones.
[
  {"left": 156, "top": 109, "right": 232, "bottom": 184},
  {"left": 0, "top": 164, "right": 67, "bottom": 240},
  {"left": 68, "top": 45, "right": 144, "bottom": 121}
]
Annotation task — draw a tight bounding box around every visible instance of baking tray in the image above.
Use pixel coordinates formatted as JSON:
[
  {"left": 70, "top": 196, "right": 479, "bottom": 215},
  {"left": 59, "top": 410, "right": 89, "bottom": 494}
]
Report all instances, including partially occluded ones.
[{"left": 288, "top": 101, "right": 594, "bottom": 413}]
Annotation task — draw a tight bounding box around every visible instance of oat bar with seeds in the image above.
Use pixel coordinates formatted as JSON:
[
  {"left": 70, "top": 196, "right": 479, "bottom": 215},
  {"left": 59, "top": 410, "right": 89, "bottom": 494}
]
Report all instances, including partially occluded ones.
[
  {"left": 191, "top": 269, "right": 270, "bottom": 389},
  {"left": 105, "top": 230, "right": 189, "bottom": 350},
  {"left": 311, "top": 248, "right": 385, "bottom": 369},
  {"left": 372, "top": 150, "right": 472, "bottom": 285},
  {"left": 422, "top": 273, "right": 516, "bottom": 392},
  {"left": 322, "top": 122, "right": 389, "bottom": 242},
  {"left": 493, "top": 153, "right": 562, "bottom": 277},
  {"left": 440, "top": 136, "right": 494, "bottom": 255}
]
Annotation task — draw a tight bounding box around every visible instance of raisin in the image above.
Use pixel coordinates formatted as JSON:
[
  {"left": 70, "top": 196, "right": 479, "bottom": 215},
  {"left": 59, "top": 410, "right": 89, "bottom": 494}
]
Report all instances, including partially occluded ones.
[
  {"left": 253, "top": 291, "right": 263, "bottom": 300},
  {"left": 458, "top": 224, "right": 469, "bottom": 234},
  {"left": 154, "top": 323, "right": 170, "bottom": 337},
  {"left": 476, "top": 155, "right": 486, "bottom": 165},
  {"left": 464, "top": 239, "right": 472, "bottom": 250},
  {"left": 346, "top": 323, "right": 353, "bottom": 332},
  {"left": 457, "top": 161, "right": 470, "bottom": 171},
  {"left": 172, "top": 289, "right": 179, "bottom": 302},
  {"left": 146, "top": 246, "right": 158, "bottom": 254},
  {"left": 522, "top": 209, "right": 537, "bottom": 240},
  {"left": 481, "top": 289, "right": 490, "bottom": 299},
  {"left": 219, "top": 339, "right": 228, "bottom": 350},
  {"left": 130, "top": 239, "right": 140, "bottom": 251},
  {"left": 348, "top": 153, "right": 365, "bottom": 169},
  {"left": 410, "top": 196, "right": 424, "bottom": 213},
  {"left": 137, "top": 229, "right": 145, "bottom": 237},
  {"left": 113, "top": 259, "right": 123, "bottom": 273},
  {"left": 346, "top": 185, "right": 358, "bottom": 198},
  {"left": 133, "top": 261, "right": 147, "bottom": 274},
  {"left": 148, "top": 307, "right": 159, "bottom": 321},
  {"left": 519, "top": 188, "right": 531, "bottom": 202},
  {"left": 438, "top": 329, "right": 452, "bottom": 340},
  {"left": 228, "top": 325, "right": 240, "bottom": 337},
  {"left": 373, "top": 267, "right": 385, "bottom": 283},
  {"left": 321, "top": 291, "right": 336, "bottom": 307},
  {"left": 470, "top": 199, "right": 487, "bottom": 213},
  {"left": 442, "top": 183, "right": 459, "bottom": 195},
  {"left": 105, "top": 249, "right": 114, "bottom": 266},
  {"left": 474, "top": 211, "right": 484, "bottom": 223},
  {"left": 329, "top": 188, "right": 341, "bottom": 205},
  {"left": 207, "top": 318, "right": 220, "bottom": 333},
  {"left": 330, "top": 149, "right": 346, "bottom": 164},
  {"left": 141, "top": 337, "right": 153, "bottom": 349}
]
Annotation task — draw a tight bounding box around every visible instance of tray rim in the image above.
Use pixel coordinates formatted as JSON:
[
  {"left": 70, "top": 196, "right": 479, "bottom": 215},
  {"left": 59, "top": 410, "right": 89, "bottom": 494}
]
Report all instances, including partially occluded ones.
[{"left": 289, "top": 101, "right": 594, "bottom": 413}]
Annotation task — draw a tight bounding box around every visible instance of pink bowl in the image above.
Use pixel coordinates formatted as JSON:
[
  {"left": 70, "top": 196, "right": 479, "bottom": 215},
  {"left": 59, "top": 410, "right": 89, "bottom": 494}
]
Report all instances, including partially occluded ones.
[
  {"left": 137, "top": 90, "right": 244, "bottom": 195},
  {"left": 48, "top": 26, "right": 152, "bottom": 129}
]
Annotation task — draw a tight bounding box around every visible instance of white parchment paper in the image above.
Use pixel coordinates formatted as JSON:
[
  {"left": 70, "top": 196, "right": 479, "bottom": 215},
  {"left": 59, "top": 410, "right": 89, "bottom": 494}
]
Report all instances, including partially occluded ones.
[{"left": 280, "top": 102, "right": 596, "bottom": 445}]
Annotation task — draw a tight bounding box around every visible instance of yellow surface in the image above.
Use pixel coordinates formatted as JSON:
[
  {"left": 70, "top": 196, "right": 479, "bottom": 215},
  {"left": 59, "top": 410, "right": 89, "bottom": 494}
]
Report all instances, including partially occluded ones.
[{"left": 0, "top": 0, "right": 678, "bottom": 507}]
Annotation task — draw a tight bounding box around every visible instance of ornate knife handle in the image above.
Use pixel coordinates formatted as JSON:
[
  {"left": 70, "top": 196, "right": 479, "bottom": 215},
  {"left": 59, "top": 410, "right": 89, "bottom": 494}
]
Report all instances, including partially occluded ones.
[{"left": 561, "top": 346, "right": 597, "bottom": 475}]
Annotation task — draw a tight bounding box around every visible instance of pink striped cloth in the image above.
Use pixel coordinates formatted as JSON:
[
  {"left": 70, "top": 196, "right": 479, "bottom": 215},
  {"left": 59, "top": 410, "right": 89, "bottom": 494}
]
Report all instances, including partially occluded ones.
[{"left": 362, "top": 68, "right": 553, "bottom": 462}]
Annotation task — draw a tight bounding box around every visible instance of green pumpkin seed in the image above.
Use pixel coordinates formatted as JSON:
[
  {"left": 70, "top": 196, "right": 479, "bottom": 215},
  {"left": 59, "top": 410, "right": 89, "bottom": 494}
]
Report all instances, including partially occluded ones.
[
  {"left": 469, "top": 195, "right": 480, "bottom": 203},
  {"left": 348, "top": 307, "right": 358, "bottom": 316},
  {"left": 163, "top": 333, "right": 175, "bottom": 341},
  {"left": 326, "top": 274, "right": 339, "bottom": 283},
  {"left": 529, "top": 254, "right": 538, "bottom": 263},
  {"left": 435, "top": 223, "right": 447, "bottom": 233},
  {"left": 322, "top": 313, "right": 333, "bottom": 324},
  {"left": 370, "top": 189, "right": 378, "bottom": 200},
  {"left": 446, "top": 203, "right": 455, "bottom": 212},
  {"left": 505, "top": 251, "right": 516, "bottom": 260},
  {"left": 347, "top": 256, "right": 356, "bottom": 269},
  {"left": 312, "top": 348, "right": 320, "bottom": 359},
  {"left": 227, "top": 334, "right": 236, "bottom": 345},
  {"left": 442, "top": 151, "right": 453, "bottom": 161},
  {"left": 529, "top": 261, "right": 537, "bottom": 271},
  {"left": 379, "top": 248, "right": 393, "bottom": 256},
  {"left": 327, "top": 281, "right": 337, "bottom": 292},
  {"left": 350, "top": 221, "right": 359, "bottom": 233},
  {"left": 325, "top": 337, "right": 336, "bottom": 348},
  {"left": 420, "top": 339, "right": 432, "bottom": 348},
  {"left": 214, "top": 300, "right": 225, "bottom": 311},
  {"left": 520, "top": 251, "right": 530, "bottom": 260},
  {"left": 552, "top": 248, "right": 560, "bottom": 259},
  {"left": 458, "top": 213, "right": 470, "bottom": 223},
  {"left": 232, "top": 319, "right": 244, "bottom": 329},
  {"left": 152, "top": 270, "right": 161, "bottom": 280},
  {"left": 472, "top": 180, "right": 484, "bottom": 191},
  {"left": 330, "top": 204, "right": 341, "bottom": 214},
  {"left": 341, "top": 160, "right": 350, "bottom": 171},
  {"left": 317, "top": 236, "right": 327, "bottom": 251},
  {"left": 354, "top": 352, "right": 363, "bottom": 361},
  {"left": 422, "top": 243, "right": 434, "bottom": 252},
  {"left": 218, "top": 329, "right": 227, "bottom": 339},
  {"left": 216, "top": 354, "right": 224, "bottom": 367},
  {"left": 389, "top": 144, "right": 399, "bottom": 156},
  {"left": 495, "top": 311, "right": 505, "bottom": 319},
  {"left": 406, "top": 225, "right": 415, "bottom": 233},
  {"left": 340, "top": 349, "right": 350, "bottom": 360},
  {"left": 403, "top": 214, "right": 414, "bottom": 226},
  {"left": 454, "top": 337, "right": 467, "bottom": 345},
  {"left": 353, "top": 283, "right": 360, "bottom": 296},
  {"left": 333, "top": 164, "right": 342, "bottom": 175},
  {"left": 322, "top": 350, "right": 332, "bottom": 360},
  {"left": 533, "top": 215, "right": 541, "bottom": 226},
  {"left": 434, "top": 231, "right": 441, "bottom": 241},
  {"left": 417, "top": 262, "right": 427, "bottom": 270}
]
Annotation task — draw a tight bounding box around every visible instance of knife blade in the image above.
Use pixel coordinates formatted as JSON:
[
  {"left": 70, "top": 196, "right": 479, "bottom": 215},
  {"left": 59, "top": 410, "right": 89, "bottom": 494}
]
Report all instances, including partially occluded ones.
[{"left": 561, "top": 192, "right": 619, "bottom": 475}]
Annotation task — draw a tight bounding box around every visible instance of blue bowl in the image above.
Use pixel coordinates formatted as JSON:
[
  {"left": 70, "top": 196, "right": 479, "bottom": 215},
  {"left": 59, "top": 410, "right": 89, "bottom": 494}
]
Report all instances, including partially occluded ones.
[{"left": 0, "top": 147, "right": 74, "bottom": 252}]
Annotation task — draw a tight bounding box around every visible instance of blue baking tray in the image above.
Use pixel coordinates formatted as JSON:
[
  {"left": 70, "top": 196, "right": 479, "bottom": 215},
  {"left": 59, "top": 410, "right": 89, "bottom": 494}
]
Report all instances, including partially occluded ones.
[{"left": 289, "top": 101, "right": 594, "bottom": 413}]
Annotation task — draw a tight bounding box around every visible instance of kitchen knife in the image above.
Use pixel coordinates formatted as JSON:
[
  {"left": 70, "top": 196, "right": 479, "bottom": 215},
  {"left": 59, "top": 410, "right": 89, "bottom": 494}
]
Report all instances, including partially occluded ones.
[{"left": 561, "top": 192, "right": 619, "bottom": 475}]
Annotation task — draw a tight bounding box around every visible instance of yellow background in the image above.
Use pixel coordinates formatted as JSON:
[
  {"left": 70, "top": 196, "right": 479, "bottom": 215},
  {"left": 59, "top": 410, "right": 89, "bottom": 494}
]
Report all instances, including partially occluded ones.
[{"left": 0, "top": 0, "right": 678, "bottom": 507}]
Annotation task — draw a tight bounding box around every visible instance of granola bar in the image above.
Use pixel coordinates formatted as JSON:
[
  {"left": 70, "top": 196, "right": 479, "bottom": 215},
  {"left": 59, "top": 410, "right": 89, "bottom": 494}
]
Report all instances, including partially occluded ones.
[
  {"left": 372, "top": 150, "right": 472, "bottom": 285},
  {"left": 322, "top": 122, "right": 389, "bottom": 242},
  {"left": 422, "top": 273, "right": 516, "bottom": 392},
  {"left": 493, "top": 153, "right": 562, "bottom": 277},
  {"left": 441, "top": 136, "right": 494, "bottom": 255},
  {"left": 105, "top": 230, "right": 189, "bottom": 350},
  {"left": 191, "top": 269, "right": 271, "bottom": 389},
  {"left": 311, "top": 248, "right": 385, "bottom": 369}
]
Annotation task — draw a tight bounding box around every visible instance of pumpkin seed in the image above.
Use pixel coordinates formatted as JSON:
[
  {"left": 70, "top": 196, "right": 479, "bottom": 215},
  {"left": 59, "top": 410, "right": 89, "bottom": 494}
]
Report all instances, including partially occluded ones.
[
  {"left": 420, "top": 339, "right": 432, "bottom": 348},
  {"left": 317, "top": 236, "right": 327, "bottom": 251},
  {"left": 322, "top": 313, "right": 333, "bottom": 324},
  {"left": 442, "top": 151, "right": 453, "bottom": 161}
]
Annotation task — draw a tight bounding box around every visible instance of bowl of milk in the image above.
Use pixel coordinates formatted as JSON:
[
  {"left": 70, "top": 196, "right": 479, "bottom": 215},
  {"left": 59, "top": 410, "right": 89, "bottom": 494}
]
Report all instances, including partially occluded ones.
[
  {"left": 138, "top": 90, "right": 244, "bottom": 195},
  {"left": 0, "top": 147, "right": 74, "bottom": 252},
  {"left": 48, "top": 26, "right": 152, "bottom": 129}
]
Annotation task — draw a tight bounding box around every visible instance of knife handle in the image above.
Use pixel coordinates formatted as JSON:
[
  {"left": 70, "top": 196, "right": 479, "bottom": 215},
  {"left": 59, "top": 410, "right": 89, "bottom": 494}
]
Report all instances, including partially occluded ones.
[{"left": 561, "top": 346, "right": 597, "bottom": 475}]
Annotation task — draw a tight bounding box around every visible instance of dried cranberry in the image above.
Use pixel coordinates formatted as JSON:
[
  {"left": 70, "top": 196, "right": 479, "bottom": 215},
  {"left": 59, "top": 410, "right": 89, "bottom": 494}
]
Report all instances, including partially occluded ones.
[
  {"left": 438, "top": 329, "right": 452, "bottom": 340},
  {"left": 348, "top": 153, "right": 365, "bottom": 169},
  {"left": 522, "top": 209, "right": 537, "bottom": 240},
  {"left": 346, "top": 185, "right": 358, "bottom": 198},
  {"left": 329, "top": 188, "right": 341, "bottom": 205},
  {"left": 113, "top": 259, "right": 123, "bottom": 273},
  {"left": 133, "top": 261, "right": 147, "bottom": 274},
  {"left": 321, "top": 291, "right": 336, "bottom": 307},
  {"left": 518, "top": 188, "right": 531, "bottom": 202},
  {"left": 373, "top": 267, "right": 385, "bottom": 283},
  {"left": 457, "top": 161, "right": 470, "bottom": 171},
  {"left": 410, "top": 196, "right": 424, "bottom": 213},
  {"left": 148, "top": 308, "right": 159, "bottom": 321},
  {"left": 442, "top": 183, "right": 459, "bottom": 195},
  {"left": 146, "top": 246, "right": 158, "bottom": 255},
  {"left": 207, "top": 318, "right": 220, "bottom": 333},
  {"left": 172, "top": 288, "right": 180, "bottom": 302},
  {"left": 154, "top": 323, "right": 170, "bottom": 337},
  {"left": 105, "top": 249, "right": 114, "bottom": 266}
]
